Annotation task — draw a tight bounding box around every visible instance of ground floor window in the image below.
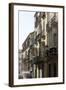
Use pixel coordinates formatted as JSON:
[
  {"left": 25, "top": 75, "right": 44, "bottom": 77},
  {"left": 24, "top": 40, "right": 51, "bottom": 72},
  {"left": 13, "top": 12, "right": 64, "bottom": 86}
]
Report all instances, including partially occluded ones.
[
  {"left": 48, "top": 64, "right": 51, "bottom": 77},
  {"left": 48, "top": 63, "right": 57, "bottom": 77},
  {"left": 53, "top": 63, "right": 57, "bottom": 77}
]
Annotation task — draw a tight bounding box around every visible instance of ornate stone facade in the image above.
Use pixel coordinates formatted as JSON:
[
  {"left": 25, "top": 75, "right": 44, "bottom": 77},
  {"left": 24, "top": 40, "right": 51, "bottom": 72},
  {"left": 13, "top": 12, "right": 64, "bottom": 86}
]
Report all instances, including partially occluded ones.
[{"left": 20, "top": 12, "right": 58, "bottom": 78}]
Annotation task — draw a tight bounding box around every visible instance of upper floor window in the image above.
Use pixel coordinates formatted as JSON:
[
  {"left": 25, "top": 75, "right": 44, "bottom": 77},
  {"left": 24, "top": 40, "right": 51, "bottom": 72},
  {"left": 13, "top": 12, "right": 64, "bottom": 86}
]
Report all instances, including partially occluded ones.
[
  {"left": 53, "top": 33, "right": 57, "bottom": 46},
  {"left": 41, "top": 12, "right": 45, "bottom": 19}
]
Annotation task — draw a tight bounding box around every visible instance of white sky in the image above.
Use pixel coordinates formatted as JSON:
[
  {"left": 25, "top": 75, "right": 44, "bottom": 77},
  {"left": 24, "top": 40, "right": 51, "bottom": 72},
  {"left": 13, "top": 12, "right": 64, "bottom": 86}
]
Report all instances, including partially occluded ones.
[{"left": 19, "top": 11, "right": 35, "bottom": 49}]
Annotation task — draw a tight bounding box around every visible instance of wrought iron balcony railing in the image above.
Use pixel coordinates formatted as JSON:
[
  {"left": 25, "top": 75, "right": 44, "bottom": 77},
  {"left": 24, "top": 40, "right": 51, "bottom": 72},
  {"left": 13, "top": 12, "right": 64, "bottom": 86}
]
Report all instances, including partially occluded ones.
[{"left": 45, "top": 47, "right": 58, "bottom": 57}]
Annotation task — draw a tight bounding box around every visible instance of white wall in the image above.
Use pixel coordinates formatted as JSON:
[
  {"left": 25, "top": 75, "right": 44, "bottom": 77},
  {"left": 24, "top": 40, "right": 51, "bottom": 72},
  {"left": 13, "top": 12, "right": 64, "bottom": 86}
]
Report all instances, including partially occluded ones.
[{"left": 0, "top": 0, "right": 66, "bottom": 90}]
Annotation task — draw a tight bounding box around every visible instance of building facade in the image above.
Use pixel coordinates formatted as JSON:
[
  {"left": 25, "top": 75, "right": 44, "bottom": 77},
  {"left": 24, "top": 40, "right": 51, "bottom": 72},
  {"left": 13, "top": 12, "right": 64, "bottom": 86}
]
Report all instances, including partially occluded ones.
[
  {"left": 46, "top": 12, "right": 58, "bottom": 77},
  {"left": 32, "top": 12, "right": 47, "bottom": 78},
  {"left": 31, "top": 12, "right": 58, "bottom": 78},
  {"left": 22, "top": 35, "right": 30, "bottom": 72},
  {"left": 22, "top": 32, "right": 36, "bottom": 78},
  {"left": 18, "top": 49, "right": 23, "bottom": 79},
  {"left": 21, "top": 12, "right": 58, "bottom": 78}
]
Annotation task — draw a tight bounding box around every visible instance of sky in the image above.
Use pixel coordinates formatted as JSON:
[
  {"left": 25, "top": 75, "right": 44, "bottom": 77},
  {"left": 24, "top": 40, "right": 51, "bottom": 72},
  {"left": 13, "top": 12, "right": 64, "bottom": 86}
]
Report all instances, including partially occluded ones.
[{"left": 19, "top": 11, "right": 35, "bottom": 49}]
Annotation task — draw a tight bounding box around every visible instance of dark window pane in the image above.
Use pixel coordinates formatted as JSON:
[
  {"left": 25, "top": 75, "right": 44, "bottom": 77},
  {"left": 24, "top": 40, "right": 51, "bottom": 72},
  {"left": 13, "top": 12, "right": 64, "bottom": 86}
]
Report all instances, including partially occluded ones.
[
  {"left": 48, "top": 64, "right": 51, "bottom": 77},
  {"left": 42, "top": 64, "right": 44, "bottom": 77},
  {"left": 53, "top": 63, "right": 57, "bottom": 77}
]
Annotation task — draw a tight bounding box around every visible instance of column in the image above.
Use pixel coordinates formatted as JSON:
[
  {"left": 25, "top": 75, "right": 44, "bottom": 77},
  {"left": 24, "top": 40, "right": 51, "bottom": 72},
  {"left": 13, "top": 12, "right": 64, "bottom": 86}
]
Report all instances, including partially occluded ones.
[{"left": 37, "top": 65, "right": 39, "bottom": 78}]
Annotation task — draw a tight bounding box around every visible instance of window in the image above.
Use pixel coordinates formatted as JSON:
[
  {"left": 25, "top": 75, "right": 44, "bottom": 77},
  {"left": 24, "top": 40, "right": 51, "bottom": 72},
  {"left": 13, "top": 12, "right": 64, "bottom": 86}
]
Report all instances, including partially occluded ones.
[
  {"left": 53, "top": 63, "right": 57, "bottom": 77},
  {"left": 41, "top": 12, "right": 45, "bottom": 19},
  {"left": 38, "top": 65, "right": 40, "bottom": 78},
  {"left": 42, "top": 64, "right": 44, "bottom": 77},
  {"left": 48, "top": 63, "right": 57, "bottom": 77},
  {"left": 53, "top": 33, "right": 57, "bottom": 46},
  {"left": 35, "top": 65, "right": 37, "bottom": 78},
  {"left": 48, "top": 64, "right": 51, "bottom": 77},
  {"left": 35, "top": 17, "right": 38, "bottom": 28}
]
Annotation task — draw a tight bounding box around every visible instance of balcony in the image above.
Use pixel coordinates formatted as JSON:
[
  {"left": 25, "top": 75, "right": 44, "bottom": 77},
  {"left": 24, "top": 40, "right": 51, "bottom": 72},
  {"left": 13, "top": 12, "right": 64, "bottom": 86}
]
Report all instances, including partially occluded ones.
[
  {"left": 36, "top": 34, "right": 41, "bottom": 41},
  {"left": 23, "top": 55, "right": 29, "bottom": 61},
  {"left": 32, "top": 55, "right": 45, "bottom": 64},
  {"left": 51, "top": 15, "right": 58, "bottom": 27},
  {"left": 36, "top": 33, "right": 45, "bottom": 42},
  {"left": 45, "top": 47, "right": 58, "bottom": 57},
  {"left": 46, "top": 21, "right": 52, "bottom": 32}
]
